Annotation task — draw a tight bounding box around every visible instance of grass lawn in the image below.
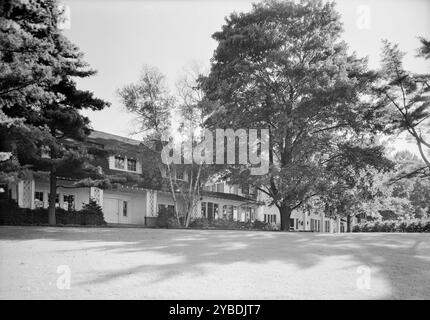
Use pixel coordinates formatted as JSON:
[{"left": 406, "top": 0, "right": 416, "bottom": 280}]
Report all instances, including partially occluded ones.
[{"left": 0, "top": 226, "right": 429, "bottom": 299}]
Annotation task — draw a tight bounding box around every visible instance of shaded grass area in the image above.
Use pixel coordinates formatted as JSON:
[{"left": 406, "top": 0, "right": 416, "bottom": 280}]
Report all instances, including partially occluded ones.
[{"left": 0, "top": 226, "right": 429, "bottom": 299}]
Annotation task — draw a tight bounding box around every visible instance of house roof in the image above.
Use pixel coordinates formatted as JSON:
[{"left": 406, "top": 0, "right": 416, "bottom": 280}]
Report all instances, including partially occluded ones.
[
  {"left": 86, "top": 130, "right": 257, "bottom": 205},
  {"left": 201, "top": 190, "right": 256, "bottom": 203},
  {"left": 89, "top": 130, "right": 142, "bottom": 146}
]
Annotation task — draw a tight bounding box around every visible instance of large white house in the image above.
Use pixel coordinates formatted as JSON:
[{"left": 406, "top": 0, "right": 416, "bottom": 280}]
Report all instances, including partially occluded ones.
[{"left": 7, "top": 130, "right": 348, "bottom": 232}]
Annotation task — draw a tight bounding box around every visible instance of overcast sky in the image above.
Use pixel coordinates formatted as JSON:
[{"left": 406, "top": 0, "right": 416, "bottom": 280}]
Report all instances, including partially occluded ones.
[{"left": 62, "top": 0, "right": 430, "bottom": 155}]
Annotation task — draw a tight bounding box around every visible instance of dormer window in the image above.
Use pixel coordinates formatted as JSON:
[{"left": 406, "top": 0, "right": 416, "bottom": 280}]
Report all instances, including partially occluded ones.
[
  {"left": 114, "top": 156, "right": 125, "bottom": 169},
  {"left": 127, "top": 158, "right": 137, "bottom": 172},
  {"left": 111, "top": 155, "right": 141, "bottom": 173}
]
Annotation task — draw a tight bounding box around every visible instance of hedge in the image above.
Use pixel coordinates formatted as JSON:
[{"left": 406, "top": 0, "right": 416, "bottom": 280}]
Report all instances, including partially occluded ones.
[
  {"left": 0, "top": 199, "right": 107, "bottom": 226},
  {"left": 352, "top": 219, "right": 430, "bottom": 233},
  {"left": 155, "top": 207, "right": 278, "bottom": 230}
]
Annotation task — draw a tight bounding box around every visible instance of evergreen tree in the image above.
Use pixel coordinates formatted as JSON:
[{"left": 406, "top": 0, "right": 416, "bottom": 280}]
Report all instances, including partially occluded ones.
[{"left": 0, "top": 0, "right": 110, "bottom": 224}]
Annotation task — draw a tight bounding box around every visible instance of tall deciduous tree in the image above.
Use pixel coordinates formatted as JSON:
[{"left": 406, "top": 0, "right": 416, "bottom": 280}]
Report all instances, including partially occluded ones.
[
  {"left": 0, "top": 0, "right": 109, "bottom": 224},
  {"left": 175, "top": 63, "right": 211, "bottom": 227},
  {"left": 200, "top": 0, "right": 388, "bottom": 230},
  {"left": 118, "top": 65, "right": 183, "bottom": 223}
]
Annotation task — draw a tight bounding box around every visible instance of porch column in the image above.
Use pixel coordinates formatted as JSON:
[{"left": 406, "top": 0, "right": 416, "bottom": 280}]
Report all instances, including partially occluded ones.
[
  {"left": 146, "top": 190, "right": 158, "bottom": 217},
  {"left": 320, "top": 212, "right": 324, "bottom": 232},
  {"left": 17, "top": 180, "right": 35, "bottom": 209},
  {"left": 302, "top": 210, "right": 307, "bottom": 231}
]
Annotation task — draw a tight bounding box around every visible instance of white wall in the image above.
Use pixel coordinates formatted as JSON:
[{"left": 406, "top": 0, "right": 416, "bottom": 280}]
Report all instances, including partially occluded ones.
[{"left": 103, "top": 190, "right": 146, "bottom": 224}]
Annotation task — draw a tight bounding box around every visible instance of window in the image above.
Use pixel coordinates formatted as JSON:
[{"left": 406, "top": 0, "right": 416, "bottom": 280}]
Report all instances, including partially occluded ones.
[
  {"left": 201, "top": 202, "right": 207, "bottom": 218},
  {"left": 216, "top": 183, "right": 224, "bottom": 193},
  {"left": 232, "top": 185, "right": 238, "bottom": 195},
  {"left": 47, "top": 193, "right": 60, "bottom": 207},
  {"left": 211, "top": 184, "right": 216, "bottom": 192},
  {"left": 34, "top": 191, "right": 44, "bottom": 208},
  {"left": 290, "top": 219, "right": 295, "bottom": 229},
  {"left": 242, "top": 183, "right": 249, "bottom": 195},
  {"left": 207, "top": 202, "right": 213, "bottom": 220},
  {"left": 127, "top": 159, "right": 137, "bottom": 172},
  {"left": 243, "top": 207, "right": 255, "bottom": 222},
  {"left": 325, "top": 220, "right": 330, "bottom": 232},
  {"left": 114, "top": 156, "right": 125, "bottom": 169},
  {"left": 250, "top": 207, "right": 256, "bottom": 221},
  {"left": 264, "top": 214, "right": 277, "bottom": 224},
  {"left": 311, "top": 219, "right": 321, "bottom": 232},
  {"left": 158, "top": 204, "right": 174, "bottom": 215},
  {"left": 123, "top": 201, "right": 128, "bottom": 217},
  {"left": 214, "top": 204, "right": 219, "bottom": 220},
  {"left": 222, "top": 205, "right": 233, "bottom": 221},
  {"left": 176, "top": 170, "right": 184, "bottom": 180},
  {"left": 63, "top": 194, "right": 75, "bottom": 211},
  {"left": 206, "top": 202, "right": 219, "bottom": 221}
]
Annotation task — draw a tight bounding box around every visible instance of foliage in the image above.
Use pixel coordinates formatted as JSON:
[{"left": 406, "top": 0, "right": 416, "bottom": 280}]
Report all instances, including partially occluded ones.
[
  {"left": 372, "top": 39, "right": 430, "bottom": 176},
  {"left": 0, "top": 0, "right": 110, "bottom": 224},
  {"left": 352, "top": 218, "right": 430, "bottom": 233},
  {"left": 417, "top": 37, "right": 430, "bottom": 60},
  {"left": 156, "top": 206, "right": 180, "bottom": 228},
  {"left": 199, "top": 0, "right": 389, "bottom": 230},
  {"left": 118, "top": 64, "right": 215, "bottom": 228},
  {"left": 117, "top": 65, "right": 172, "bottom": 134},
  {"left": 386, "top": 151, "right": 430, "bottom": 219},
  {"left": 81, "top": 199, "right": 104, "bottom": 216},
  {"left": 0, "top": 199, "right": 106, "bottom": 226},
  {"left": 188, "top": 217, "right": 278, "bottom": 231}
]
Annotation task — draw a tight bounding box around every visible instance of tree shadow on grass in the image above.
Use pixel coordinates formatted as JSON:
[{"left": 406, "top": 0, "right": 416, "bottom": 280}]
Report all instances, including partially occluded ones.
[{"left": 0, "top": 226, "right": 429, "bottom": 299}]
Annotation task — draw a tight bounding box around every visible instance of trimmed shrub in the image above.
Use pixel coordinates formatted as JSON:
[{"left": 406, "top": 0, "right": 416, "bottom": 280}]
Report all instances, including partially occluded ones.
[
  {"left": 187, "top": 217, "right": 278, "bottom": 231},
  {"left": 0, "top": 199, "right": 106, "bottom": 226},
  {"left": 188, "top": 217, "right": 210, "bottom": 229},
  {"left": 156, "top": 207, "right": 180, "bottom": 228},
  {"left": 78, "top": 199, "right": 106, "bottom": 225},
  {"left": 353, "top": 219, "right": 430, "bottom": 233}
]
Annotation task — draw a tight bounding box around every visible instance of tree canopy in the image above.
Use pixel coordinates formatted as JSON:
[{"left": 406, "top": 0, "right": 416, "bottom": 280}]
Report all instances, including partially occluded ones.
[
  {"left": 0, "top": 0, "right": 110, "bottom": 224},
  {"left": 199, "top": 0, "right": 391, "bottom": 230}
]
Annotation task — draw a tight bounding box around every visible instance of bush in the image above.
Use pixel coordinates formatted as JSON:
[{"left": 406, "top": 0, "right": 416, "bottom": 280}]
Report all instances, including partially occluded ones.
[
  {"left": 78, "top": 199, "right": 106, "bottom": 225},
  {"left": 188, "top": 217, "right": 210, "bottom": 229},
  {"left": 81, "top": 199, "right": 104, "bottom": 216},
  {"left": 353, "top": 219, "right": 430, "bottom": 233},
  {"left": 156, "top": 207, "right": 180, "bottom": 228},
  {"left": 0, "top": 199, "right": 106, "bottom": 226},
  {"left": 187, "top": 217, "right": 278, "bottom": 231}
]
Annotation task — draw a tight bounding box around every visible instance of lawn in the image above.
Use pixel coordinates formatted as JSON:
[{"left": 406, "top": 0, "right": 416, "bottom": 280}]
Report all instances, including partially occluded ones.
[{"left": 0, "top": 226, "right": 429, "bottom": 299}]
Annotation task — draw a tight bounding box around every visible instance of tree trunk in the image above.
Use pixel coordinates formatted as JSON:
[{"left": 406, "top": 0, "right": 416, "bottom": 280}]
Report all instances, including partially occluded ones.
[
  {"left": 347, "top": 214, "right": 352, "bottom": 233},
  {"left": 48, "top": 167, "right": 57, "bottom": 225},
  {"left": 166, "top": 163, "right": 180, "bottom": 226},
  {"left": 279, "top": 205, "right": 292, "bottom": 231},
  {"left": 185, "top": 200, "right": 195, "bottom": 228}
]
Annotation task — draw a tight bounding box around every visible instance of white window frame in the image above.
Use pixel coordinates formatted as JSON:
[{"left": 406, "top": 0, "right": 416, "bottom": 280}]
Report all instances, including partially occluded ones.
[{"left": 111, "top": 155, "right": 140, "bottom": 173}]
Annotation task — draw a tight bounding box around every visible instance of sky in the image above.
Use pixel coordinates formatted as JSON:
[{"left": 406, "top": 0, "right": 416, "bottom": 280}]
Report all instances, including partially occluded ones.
[{"left": 62, "top": 0, "right": 430, "bottom": 155}]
